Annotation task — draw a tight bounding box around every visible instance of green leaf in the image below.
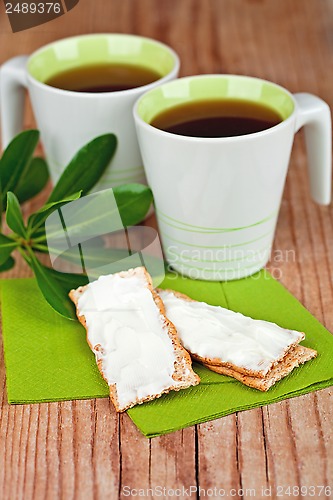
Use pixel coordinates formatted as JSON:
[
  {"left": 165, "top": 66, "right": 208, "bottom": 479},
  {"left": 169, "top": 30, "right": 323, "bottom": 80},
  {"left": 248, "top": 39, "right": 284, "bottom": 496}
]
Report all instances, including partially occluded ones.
[
  {"left": 49, "top": 246, "right": 164, "bottom": 282},
  {"left": 113, "top": 183, "right": 153, "bottom": 226},
  {"left": 44, "top": 266, "right": 89, "bottom": 290},
  {"left": 28, "top": 191, "right": 82, "bottom": 233},
  {"left": 28, "top": 254, "right": 80, "bottom": 320},
  {"left": 0, "top": 233, "right": 19, "bottom": 266},
  {"left": 48, "top": 134, "right": 117, "bottom": 203},
  {"left": 29, "top": 225, "right": 47, "bottom": 247},
  {"left": 0, "top": 256, "right": 15, "bottom": 272},
  {"left": 30, "top": 184, "right": 153, "bottom": 250},
  {"left": 6, "top": 192, "right": 27, "bottom": 238},
  {"left": 0, "top": 130, "right": 39, "bottom": 207},
  {"left": 45, "top": 245, "right": 130, "bottom": 271},
  {"left": 14, "top": 157, "right": 49, "bottom": 204}
]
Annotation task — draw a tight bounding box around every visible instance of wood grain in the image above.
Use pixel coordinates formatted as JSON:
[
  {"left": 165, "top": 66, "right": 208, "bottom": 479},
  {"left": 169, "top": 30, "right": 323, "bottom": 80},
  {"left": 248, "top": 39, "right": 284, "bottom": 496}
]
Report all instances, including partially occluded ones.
[{"left": 0, "top": 0, "right": 333, "bottom": 498}]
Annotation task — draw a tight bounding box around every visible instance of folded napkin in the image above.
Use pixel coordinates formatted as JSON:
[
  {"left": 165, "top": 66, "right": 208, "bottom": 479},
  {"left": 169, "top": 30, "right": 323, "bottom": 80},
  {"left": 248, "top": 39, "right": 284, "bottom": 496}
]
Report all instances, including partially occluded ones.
[{"left": 2, "top": 271, "right": 333, "bottom": 438}]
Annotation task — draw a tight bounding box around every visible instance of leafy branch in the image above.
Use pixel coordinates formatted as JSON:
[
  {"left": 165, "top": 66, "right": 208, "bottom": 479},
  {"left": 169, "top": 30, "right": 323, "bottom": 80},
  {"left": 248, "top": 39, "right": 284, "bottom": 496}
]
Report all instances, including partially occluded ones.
[{"left": 0, "top": 130, "right": 153, "bottom": 319}]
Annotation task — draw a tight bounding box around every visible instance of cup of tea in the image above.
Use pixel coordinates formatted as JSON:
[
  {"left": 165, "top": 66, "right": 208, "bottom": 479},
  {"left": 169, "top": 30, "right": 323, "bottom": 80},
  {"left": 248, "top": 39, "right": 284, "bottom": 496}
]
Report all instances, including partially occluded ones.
[
  {"left": 0, "top": 34, "right": 179, "bottom": 190},
  {"left": 134, "top": 75, "right": 332, "bottom": 281}
]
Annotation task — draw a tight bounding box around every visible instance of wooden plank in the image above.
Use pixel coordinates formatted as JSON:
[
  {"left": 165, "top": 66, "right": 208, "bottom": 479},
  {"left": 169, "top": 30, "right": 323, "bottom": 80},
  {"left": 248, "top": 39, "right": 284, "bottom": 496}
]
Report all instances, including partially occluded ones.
[
  {"left": 118, "top": 413, "right": 151, "bottom": 494},
  {"left": 149, "top": 428, "right": 197, "bottom": 491},
  {"left": 198, "top": 416, "right": 241, "bottom": 493}
]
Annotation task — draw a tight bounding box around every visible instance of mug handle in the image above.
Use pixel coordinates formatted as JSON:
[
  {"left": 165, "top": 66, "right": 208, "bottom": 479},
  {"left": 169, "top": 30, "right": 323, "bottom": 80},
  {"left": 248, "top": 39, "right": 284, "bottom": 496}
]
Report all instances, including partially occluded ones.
[
  {"left": 0, "top": 56, "right": 29, "bottom": 148},
  {"left": 294, "top": 93, "right": 332, "bottom": 205}
]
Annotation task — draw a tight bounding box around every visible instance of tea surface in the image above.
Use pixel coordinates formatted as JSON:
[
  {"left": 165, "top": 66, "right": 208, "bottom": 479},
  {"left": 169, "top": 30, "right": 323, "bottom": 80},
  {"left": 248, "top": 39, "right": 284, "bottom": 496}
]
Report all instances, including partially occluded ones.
[
  {"left": 150, "top": 99, "right": 283, "bottom": 137},
  {"left": 45, "top": 63, "right": 161, "bottom": 92}
]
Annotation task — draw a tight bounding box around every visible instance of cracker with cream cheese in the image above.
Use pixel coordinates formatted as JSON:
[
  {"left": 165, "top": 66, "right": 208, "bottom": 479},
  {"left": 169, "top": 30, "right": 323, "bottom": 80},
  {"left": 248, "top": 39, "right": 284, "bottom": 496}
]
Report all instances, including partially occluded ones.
[
  {"left": 69, "top": 268, "right": 199, "bottom": 412},
  {"left": 157, "top": 289, "right": 317, "bottom": 390},
  {"left": 203, "top": 345, "right": 317, "bottom": 391}
]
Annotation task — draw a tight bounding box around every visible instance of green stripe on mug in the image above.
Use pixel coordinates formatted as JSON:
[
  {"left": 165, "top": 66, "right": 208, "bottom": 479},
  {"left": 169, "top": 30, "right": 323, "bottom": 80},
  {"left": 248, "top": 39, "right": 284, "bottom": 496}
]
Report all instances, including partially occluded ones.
[{"left": 156, "top": 209, "right": 277, "bottom": 233}]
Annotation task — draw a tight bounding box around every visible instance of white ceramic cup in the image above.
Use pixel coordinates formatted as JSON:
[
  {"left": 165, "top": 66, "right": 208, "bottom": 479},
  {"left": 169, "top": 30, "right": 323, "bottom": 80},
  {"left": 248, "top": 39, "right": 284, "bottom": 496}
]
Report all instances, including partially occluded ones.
[
  {"left": 134, "top": 75, "right": 332, "bottom": 281},
  {"left": 0, "top": 34, "right": 179, "bottom": 190}
]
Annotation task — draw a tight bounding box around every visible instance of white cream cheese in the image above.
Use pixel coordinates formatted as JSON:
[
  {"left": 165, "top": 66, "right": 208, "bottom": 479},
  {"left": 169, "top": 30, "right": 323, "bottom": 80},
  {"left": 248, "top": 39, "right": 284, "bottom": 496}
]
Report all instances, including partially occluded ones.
[
  {"left": 77, "top": 269, "right": 179, "bottom": 410},
  {"left": 159, "top": 290, "right": 304, "bottom": 374}
]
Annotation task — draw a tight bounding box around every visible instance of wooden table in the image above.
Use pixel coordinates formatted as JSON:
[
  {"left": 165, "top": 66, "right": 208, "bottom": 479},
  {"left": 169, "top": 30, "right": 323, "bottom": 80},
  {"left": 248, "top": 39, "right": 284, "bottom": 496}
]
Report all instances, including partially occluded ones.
[{"left": 0, "top": 1, "right": 332, "bottom": 498}]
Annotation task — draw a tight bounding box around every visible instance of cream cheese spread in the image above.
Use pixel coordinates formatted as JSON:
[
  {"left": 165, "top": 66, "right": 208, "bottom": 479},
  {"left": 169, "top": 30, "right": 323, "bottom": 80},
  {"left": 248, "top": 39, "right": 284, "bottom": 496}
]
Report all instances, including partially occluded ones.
[
  {"left": 159, "top": 290, "right": 305, "bottom": 374},
  {"left": 77, "top": 269, "right": 179, "bottom": 410}
]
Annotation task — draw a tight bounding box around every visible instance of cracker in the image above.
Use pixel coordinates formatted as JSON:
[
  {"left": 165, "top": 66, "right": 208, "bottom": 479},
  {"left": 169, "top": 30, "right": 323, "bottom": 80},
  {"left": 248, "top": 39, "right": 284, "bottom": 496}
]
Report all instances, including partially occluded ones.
[
  {"left": 202, "top": 345, "right": 317, "bottom": 391},
  {"left": 70, "top": 268, "right": 200, "bottom": 412},
  {"left": 158, "top": 288, "right": 317, "bottom": 389}
]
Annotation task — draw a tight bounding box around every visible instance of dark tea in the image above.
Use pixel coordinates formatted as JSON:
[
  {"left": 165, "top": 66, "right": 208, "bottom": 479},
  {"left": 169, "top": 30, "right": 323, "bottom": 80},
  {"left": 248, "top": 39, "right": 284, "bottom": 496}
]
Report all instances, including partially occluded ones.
[
  {"left": 150, "top": 99, "right": 283, "bottom": 137},
  {"left": 45, "top": 63, "right": 162, "bottom": 93}
]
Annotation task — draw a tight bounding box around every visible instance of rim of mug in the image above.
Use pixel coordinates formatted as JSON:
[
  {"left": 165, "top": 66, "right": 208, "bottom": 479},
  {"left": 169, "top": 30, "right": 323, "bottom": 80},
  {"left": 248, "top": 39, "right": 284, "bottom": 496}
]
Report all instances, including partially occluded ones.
[
  {"left": 133, "top": 74, "right": 297, "bottom": 142},
  {"left": 26, "top": 33, "right": 180, "bottom": 98}
]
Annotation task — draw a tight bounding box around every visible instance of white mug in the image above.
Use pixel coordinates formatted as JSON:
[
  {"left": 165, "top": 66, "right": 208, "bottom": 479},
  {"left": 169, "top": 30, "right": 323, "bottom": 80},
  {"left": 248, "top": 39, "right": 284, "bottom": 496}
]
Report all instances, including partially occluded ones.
[
  {"left": 134, "top": 75, "right": 332, "bottom": 281},
  {"left": 0, "top": 34, "right": 179, "bottom": 190}
]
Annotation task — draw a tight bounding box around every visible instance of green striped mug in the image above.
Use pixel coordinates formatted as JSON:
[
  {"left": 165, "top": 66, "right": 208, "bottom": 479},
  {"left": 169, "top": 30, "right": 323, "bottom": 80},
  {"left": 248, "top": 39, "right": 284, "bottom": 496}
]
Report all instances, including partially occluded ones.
[
  {"left": 134, "top": 75, "right": 331, "bottom": 281},
  {"left": 0, "top": 34, "right": 179, "bottom": 191}
]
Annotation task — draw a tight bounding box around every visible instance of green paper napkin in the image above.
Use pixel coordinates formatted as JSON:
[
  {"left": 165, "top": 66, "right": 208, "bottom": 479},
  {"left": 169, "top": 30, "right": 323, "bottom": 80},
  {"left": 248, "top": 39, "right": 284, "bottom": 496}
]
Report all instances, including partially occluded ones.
[{"left": 2, "top": 271, "right": 333, "bottom": 438}]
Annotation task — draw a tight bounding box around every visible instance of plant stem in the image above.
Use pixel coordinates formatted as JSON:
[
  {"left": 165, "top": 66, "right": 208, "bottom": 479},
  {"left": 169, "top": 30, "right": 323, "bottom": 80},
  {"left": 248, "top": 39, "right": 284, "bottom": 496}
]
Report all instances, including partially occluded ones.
[
  {"left": 32, "top": 243, "right": 49, "bottom": 252},
  {"left": 25, "top": 245, "right": 37, "bottom": 261},
  {"left": 17, "top": 246, "right": 31, "bottom": 266}
]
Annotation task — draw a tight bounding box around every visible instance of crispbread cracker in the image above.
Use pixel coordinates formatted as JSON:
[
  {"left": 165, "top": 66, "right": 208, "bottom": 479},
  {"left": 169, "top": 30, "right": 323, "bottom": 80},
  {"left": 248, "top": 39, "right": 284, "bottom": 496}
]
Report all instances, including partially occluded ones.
[
  {"left": 158, "top": 288, "right": 317, "bottom": 390},
  {"left": 70, "top": 268, "right": 199, "bottom": 412},
  {"left": 158, "top": 288, "right": 306, "bottom": 378},
  {"left": 203, "top": 345, "right": 317, "bottom": 391}
]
